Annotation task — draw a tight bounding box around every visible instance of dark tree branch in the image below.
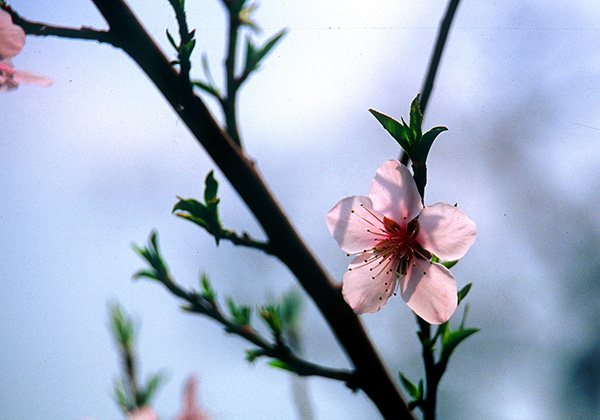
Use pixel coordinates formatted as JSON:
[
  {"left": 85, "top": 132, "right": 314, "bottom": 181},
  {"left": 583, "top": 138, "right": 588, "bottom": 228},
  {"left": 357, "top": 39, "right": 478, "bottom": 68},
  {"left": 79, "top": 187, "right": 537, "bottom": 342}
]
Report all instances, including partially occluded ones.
[
  {"left": 400, "top": 0, "right": 461, "bottom": 165},
  {"left": 85, "top": 0, "right": 413, "bottom": 418},
  {"left": 6, "top": 7, "right": 116, "bottom": 46}
]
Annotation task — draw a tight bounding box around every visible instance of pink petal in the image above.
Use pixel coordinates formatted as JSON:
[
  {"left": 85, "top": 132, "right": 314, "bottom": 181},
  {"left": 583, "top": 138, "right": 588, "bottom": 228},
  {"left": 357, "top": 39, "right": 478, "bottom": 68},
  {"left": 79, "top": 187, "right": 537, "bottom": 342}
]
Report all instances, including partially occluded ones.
[
  {"left": 417, "top": 202, "right": 476, "bottom": 261},
  {"left": 341, "top": 254, "right": 398, "bottom": 314},
  {"left": 13, "top": 69, "right": 54, "bottom": 86},
  {"left": 128, "top": 407, "right": 157, "bottom": 420},
  {"left": 399, "top": 261, "right": 457, "bottom": 324},
  {"left": 327, "top": 195, "right": 384, "bottom": 254},
  {"left": 176, "top": 376, "right": 208, "bottom": 420},
  {"left": 369, "top": 160, "right": 422, "bottom": 224},
  {"left": 0, "top": 9, "right": 25, "bottom": 59}
]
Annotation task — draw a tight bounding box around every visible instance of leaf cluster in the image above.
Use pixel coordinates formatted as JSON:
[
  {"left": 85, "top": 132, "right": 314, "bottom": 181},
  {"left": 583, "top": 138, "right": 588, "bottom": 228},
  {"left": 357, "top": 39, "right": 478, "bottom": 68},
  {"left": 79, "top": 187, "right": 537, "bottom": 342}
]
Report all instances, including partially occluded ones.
[
  {"left": 173, "top": 171, "right": 223, "bottom": 244},
  {"left": 370, "top": 95, "right": 447, "bottom": 170},
  {"left": 108, "top": 303, "right": 165, "bottom": 414}
]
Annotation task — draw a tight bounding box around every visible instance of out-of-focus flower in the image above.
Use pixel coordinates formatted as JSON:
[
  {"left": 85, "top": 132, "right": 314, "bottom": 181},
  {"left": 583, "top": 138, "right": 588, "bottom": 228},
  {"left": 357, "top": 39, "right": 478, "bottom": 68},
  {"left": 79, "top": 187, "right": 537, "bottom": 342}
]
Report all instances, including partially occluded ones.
[
  {"left": 175, "top": 376, "right": 209, "bottom": 420},
  {"left": 81, "top": 405, "right": 156, "bottom": 420},
  {"left": 0, "top": 8, "right": 53, "bottom": 91},
  {"left": 128, "top": 407, "right": 157, "bottom": 420},
  {"left": 327, "top": 159, "right": 476, "bottom": 324}
]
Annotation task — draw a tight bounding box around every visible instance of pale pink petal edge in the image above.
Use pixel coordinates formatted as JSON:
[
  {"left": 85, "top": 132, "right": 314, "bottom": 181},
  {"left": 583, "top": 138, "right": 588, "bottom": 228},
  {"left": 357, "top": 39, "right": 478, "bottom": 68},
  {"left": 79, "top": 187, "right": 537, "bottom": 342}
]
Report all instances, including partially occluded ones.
[
  {"left": 369, "top": 159, "right": 422, "bottom": 223},
  {"left": 417, "top": 202, "right": 476, "bottom": 261},
  {"left": 399, "top": 261, "right": 457, "bottom": 324},
  {"left": 341, "top": 254, "right": 397, "bottom": 314}
]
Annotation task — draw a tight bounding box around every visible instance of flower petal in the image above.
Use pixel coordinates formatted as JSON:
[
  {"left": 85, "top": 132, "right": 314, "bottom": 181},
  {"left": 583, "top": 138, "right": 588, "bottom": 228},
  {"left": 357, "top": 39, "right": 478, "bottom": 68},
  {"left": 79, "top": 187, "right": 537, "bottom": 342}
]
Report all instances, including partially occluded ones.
[
  {"left": 327, "top": 195, "right": 385, "bottom": 254},
  {"left": 399, "top": 260, "right": 457, "bottom": 324},
  {"left": 13, "top": 69, "right": 54, "bottom": 86},
  {"left": 0, "top": 9, "right": 25, "bottom": 59},
  {"left": 341, "top": 254, "right": 398, "bottom": 314},
  {"left": 417, "top": 202, "right": 477, "bottom": 261},
  {"left": 369, "top": 160, "right": 422, "bottom": 223},
  {"left": 128, "top": 407, "right": 157, "bottom": 420}
]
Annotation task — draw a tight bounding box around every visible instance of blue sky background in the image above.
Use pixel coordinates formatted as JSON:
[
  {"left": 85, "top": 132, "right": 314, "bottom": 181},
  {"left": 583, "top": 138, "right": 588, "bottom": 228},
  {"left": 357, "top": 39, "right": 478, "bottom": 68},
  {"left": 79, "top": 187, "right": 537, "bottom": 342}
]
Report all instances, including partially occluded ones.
[{"left": 2, "top": 1, "right": 600, "bottom": 419}]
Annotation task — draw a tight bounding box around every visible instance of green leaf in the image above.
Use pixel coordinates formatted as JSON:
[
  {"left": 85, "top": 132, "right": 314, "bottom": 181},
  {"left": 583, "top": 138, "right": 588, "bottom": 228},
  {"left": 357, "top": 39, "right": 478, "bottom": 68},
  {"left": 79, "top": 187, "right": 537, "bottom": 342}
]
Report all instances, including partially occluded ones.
[
  {"left": 259, "top": 305, "right": 282, "bottom": 338},
  {"left": 245, "top": 349, "right": 265, "bottom": 363},
  {"left": 192, "top": 80, "right": 220, "bottom": 98},
  {"left": 204, "top": 171, "right": 218, "bottom": 204},
  {"left": 180, "top": 38, "right": 196, "bottom": 58},
  {"left": 227, "top": 297, "right": 252, "bottom": 326},
  {"left": 399, "top": 373, "right": 420, "bottom": 399},
  {"left": 132, "top": 231, "right": 170, "bottom": 283},
  {"left": 408, "top": 94, "right": 423, "bottom": 140},
  {"left": 137, "top": 372, "right": 165, "bottom": 406},
  {"left": 268, "top": 359, "right": 295, "bottom": 372},
  {"left": 417, "top": 126, "right": 448, "bottom": 164},
  {"left": 199, "top": 273, "right": 216, "bottom": 304},
  {"left": 369, "top": 109, "right": 414, "bottom": 158},
  {"left": 457, "top": 283, "right": 472, "bottom": 305},
  {"left": 173, "top": 197, "right": 222, "bottom": 242},
  {"left": 242, "top": 30, "right": 287, "bottom": 79},
  {"left": 113, "top": 380, "right": 134, "bottom": 413},
  {"left": 166, "top": 29, "right": 178, "bottom": 51},
  {"left": 256, "top": 29, "right": 287, "bottom": 65},
  {"left": 109, "top": 303, "right": 135, "bottom": 349},
  {"left": 440, "top": 328, "right": 480, "bottom": 367},
  {"left": 442, "top": 259, "right": 458, "bottom": 270}
]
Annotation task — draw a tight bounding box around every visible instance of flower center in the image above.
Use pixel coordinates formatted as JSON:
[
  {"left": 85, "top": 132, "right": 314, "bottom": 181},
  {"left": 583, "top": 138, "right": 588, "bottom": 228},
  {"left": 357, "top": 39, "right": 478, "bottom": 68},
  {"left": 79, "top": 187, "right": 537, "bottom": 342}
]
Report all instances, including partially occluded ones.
[{"left": 348, "top": 204, "right": 432, "bottom": 281}]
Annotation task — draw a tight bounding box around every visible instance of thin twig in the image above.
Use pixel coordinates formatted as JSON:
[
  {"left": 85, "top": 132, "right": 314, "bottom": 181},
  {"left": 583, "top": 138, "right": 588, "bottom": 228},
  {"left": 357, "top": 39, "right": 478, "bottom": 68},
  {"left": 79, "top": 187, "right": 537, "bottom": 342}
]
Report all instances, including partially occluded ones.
[
  {"left": 6, "top": 7, "right": 116, "bottom": 45},
  {"left": 145, "top": 261, "right": 357, "bottom": 386},
  {"left": 221, "top": 229, "right": 274, "bottom": 254},
  {"left": 400, "top": 0, "right": 461, "bottom": 165},
  {"left": 223, "top": 8, "right": 243, "bottom": 146}
]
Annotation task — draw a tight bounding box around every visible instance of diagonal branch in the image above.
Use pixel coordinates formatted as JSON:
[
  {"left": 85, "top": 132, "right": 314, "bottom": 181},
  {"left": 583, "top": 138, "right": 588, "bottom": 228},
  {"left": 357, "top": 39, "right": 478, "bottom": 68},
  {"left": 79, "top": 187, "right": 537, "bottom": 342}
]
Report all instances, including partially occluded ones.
[
  {"left": 84, "top": 0, "right": 413, "bottom": 418},
  {"left": 400, "top": 0, "right": 462, "bottom": 165}
]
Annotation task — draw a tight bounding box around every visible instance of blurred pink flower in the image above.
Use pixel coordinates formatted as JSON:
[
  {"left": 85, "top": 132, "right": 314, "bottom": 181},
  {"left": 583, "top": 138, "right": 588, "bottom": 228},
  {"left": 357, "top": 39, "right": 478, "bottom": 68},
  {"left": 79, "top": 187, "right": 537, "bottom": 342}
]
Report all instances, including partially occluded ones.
[
  {"left": 0, "top": 8, "right": 53, "bottom": 91},
  {"left": 81, "top": 406, "right": 156, "bottom": 420},
  {"left": 129, "top": 407, "right": 157, "bottom": 420},
  {"left": 175, "top": 376, "right": 209, "bottom": 420},
  {"left": 327, "top": 159, "right": 476, "bottom": 324}
]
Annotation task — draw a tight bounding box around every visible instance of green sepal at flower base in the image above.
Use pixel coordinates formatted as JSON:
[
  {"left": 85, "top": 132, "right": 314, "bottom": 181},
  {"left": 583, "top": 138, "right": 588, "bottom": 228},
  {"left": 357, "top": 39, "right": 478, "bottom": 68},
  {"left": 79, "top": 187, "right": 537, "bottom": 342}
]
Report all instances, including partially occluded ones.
[{"left": 173, "top": 171, "right": 223, "bottom": 243}]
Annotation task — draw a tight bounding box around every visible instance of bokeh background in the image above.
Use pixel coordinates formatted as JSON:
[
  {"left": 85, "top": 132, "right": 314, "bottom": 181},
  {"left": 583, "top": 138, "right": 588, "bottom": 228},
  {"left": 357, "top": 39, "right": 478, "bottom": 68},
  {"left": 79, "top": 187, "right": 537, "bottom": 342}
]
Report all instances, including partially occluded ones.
[{"left": 2, "top": 0, "right": 600, "bottom": 419}]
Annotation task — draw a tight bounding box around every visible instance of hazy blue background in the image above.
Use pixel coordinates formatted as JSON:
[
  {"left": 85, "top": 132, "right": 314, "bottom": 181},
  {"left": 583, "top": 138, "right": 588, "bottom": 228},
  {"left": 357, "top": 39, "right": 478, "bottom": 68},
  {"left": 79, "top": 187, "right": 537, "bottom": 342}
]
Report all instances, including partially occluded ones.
[{"left": 1, "top": 1, "right": 600, "bottom": 419}]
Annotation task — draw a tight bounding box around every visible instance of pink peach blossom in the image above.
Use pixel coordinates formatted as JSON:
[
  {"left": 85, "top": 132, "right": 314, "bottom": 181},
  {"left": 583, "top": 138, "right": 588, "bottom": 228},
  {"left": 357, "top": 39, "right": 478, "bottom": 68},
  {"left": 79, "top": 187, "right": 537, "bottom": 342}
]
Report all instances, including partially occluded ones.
[
  {"left": 128, "top": 407, "right": 157, "bottom": 420},
  {"left": 327, "top": 159, "right": 476, "bottom": 324},
  {"left": 175, "top": 376, "right": 209, "bottom": 420},
  {"left": 0, "top": 8, "right": 53, "bottom": 91}
]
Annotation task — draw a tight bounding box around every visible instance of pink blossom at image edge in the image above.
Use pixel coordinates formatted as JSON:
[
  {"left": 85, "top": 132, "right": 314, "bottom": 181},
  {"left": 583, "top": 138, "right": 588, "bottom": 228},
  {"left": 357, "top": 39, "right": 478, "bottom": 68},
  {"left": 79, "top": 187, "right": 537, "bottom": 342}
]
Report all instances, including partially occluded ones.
[
  {"left": 327, "top": 159, "right": 477, "bottom": 324},
  {"left": 0, "top": 8, "right": 53, "bottom": 91}
]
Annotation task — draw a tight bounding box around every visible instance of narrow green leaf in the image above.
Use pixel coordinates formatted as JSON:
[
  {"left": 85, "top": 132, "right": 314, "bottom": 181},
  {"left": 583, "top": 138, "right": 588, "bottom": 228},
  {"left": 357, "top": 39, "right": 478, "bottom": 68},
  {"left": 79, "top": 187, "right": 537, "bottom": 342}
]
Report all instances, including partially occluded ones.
[
  {"left": 268, "top": 359, "right": 295, "bottom": 372},
  {"left": 199, "top": 273, "right": 216, "bottom": 303},
  {"left": 440, "top": 328, "right": 480, "bottom": 366},
  {"left": 457, "top": 283, "right": 472, "bottom": 305},
  {"left": 369, "top": 109, "right": 414, "bottom": 157},
  {"left": 254, "top": 29, "right": 287, "bottom": 67},
  {"left": 442, "top": 259, "right": 459, "bottom": 270},
  {"left": 204, "top": 171, "right": 218, "bottom": 204},
  {"left": 166, "top": 29, "right": 178, "bottom": 50},
  {"left": 399, "top": 373, "right": 420, "bottom": 399},
  {"left": 417, "top": 126, "right": 448, "bottom": 163},
  {"left": 191, "top": 80, "right": 220, "bottom": 98},
  {"left": 408, "top": 94, "right": 423, "bottom": 139},
  {"left": 259, "top": 305, "right": 282, "bottom": 337}
]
